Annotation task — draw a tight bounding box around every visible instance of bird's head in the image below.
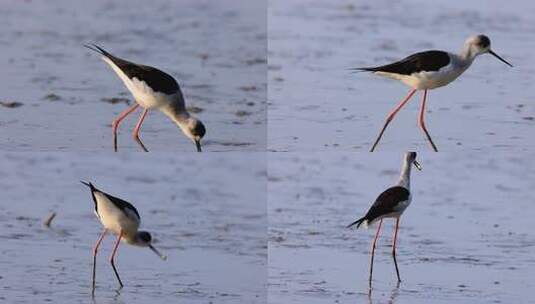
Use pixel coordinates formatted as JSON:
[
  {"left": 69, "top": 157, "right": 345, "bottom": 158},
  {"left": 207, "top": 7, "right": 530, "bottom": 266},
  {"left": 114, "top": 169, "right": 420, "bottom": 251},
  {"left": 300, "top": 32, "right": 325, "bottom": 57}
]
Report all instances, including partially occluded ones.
[
  {"left": 178, "top": 116, "right": 206, "bottom": 152},
  {"left": 465, "top": 35, "right": 512, "bottom": 67},
  {"left": 405, "top": 151, "right": 422, "bottom": 171},
  {"left": 134, "top": 231, "right": 167, "bottom": 260}
]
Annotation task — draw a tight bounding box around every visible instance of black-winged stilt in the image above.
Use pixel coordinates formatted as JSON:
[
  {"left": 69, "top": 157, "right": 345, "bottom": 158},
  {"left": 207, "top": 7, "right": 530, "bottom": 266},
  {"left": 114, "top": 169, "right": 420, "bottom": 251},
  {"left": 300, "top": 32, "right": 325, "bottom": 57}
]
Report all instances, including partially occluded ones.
[
  {"left": 81, "top": 181, "right": 166, "bottom": 293},
  {"left": 353, "top": 35, "right": 512, "bottom": 152},
  {"left": 85, "top": 44, "right": 206, "bottom": 152},
  {"left": 347, "top": 152, "right": 421, "bottom": 283}
]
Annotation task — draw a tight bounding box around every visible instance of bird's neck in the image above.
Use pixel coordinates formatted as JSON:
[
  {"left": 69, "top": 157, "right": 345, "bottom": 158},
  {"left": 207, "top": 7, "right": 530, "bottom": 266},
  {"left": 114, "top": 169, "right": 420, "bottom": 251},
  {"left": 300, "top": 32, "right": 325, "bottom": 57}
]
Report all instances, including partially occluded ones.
[
  {"left": 159, "top": 90, "right": 188, "bottom": 121},
  {"left": 396, "top": 160, "right": 411, "bottom": 189},
  {"left": 124, "top": 233, "right": 146, "bottom": 246},
  {"left": 123, "top": 234, "right": 138, "bottom": 245},
  {"left": 160, "top": 103, "right": 191, "bottom": 129},
  {"left": 458, "top": 46, "right": 477, "bottom": 66}
]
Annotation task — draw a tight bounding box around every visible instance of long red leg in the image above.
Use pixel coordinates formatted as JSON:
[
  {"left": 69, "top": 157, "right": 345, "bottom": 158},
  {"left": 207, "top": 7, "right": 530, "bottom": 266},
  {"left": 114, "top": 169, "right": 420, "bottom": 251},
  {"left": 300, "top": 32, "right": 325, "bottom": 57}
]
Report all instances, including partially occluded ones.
[
  {"left": 112, "top": 104, "right": 139, "bottom": 152},
  {"left": 132, "top": 109, "right": 149, "bottom": 152},
  {"left": 109, "top": 231, "right": 124, "bottom": 288},
  {"left": 418, "top": 90, "right": 438, "bottom": 152},
  {"left": 392, "top": 218, "right": 401, "bottom": 282},
  {"left": 370, "top": 89, "right": 417, "bottom": 152},
  {"left": 92, "top": 229, "right": 107, "bottom": 294},
  {"left": 369, "top": 219, "right": 383, "bottom": 283}
]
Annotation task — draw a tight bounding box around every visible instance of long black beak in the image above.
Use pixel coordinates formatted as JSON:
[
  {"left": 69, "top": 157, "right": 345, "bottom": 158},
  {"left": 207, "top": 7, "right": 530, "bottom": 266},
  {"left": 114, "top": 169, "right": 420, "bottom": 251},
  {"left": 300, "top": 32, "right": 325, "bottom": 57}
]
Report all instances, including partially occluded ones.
[
  {"left": 489, "top": 50, "right": 513, "bottom": 67},
  {"left": 148, "top": 244, "right": 167, "bottom": 260},
  {"left": 195, "top": 140, "right": 202, "bottom": 152},
  {"left": 413, "top": 160, "right": 422, "bottom": 171}
]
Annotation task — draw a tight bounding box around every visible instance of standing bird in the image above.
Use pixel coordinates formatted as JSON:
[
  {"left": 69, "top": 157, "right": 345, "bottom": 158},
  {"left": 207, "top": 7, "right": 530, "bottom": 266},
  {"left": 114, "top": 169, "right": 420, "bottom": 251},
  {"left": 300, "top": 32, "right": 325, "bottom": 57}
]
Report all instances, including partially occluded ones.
[
  {"left": 81, "top": 181, "right": 167, "bottom": 293},
  {"left": 353, "top": 35, "right": 512, "bottom": 152},
  {"left": 347, "top": 152, "right": 421, "bottom": 283},
  {"left": 85, "top": 44, "right": 206, "bottom": 152}
]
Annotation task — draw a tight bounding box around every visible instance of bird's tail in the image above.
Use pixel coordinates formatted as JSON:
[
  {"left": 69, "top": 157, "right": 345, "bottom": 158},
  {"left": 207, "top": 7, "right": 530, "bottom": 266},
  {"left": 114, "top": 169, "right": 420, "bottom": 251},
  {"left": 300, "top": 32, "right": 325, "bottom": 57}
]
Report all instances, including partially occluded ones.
[
  {"left": 80, "top": 181, "right": 99, "bottom": 212},
  {"left": 80, "top": 180, "right": 95, "bottom": 190},
  {"left": 83, "top": 43, "right": 111, "bottom": 57},
  {"left": 347, "top": 67, "right": 376, "bottom": 73},
  {"left": 346, "top": 217, "right": 367, "bottom": 229}
]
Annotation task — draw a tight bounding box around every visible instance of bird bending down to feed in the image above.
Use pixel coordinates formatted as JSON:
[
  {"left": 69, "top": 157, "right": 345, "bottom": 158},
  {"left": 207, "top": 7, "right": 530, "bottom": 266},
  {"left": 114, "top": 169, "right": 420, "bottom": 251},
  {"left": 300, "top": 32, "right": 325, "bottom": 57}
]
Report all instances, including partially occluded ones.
[
  {"left": 353, "top": 35, "right": 512, "bottom": 152},
  {"left": 81, "top": 181, "right": 167, "bottom": 293},
  {"left": 85, "top": 44, "right": 206, "bottom": 152},
  {"left": 347, "top": 152, "right": 421, "bottom": 283}
]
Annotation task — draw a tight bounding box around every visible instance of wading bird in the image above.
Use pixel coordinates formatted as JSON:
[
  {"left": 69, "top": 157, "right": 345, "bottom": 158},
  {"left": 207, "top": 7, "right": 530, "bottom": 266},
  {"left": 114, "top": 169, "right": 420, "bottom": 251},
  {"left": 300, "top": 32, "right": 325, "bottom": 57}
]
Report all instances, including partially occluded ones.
[
  {"left": 85, "top": 44, "right": 206, "bottom": 152},
  {"left": 353, "top": 35, "right": 512, "bottom": 152},
  {"left": 347, "top": 152, "right": 421, "bottom": 283},
  {"left": 81, "top": 181, "right": 166, "bottom": 293}
]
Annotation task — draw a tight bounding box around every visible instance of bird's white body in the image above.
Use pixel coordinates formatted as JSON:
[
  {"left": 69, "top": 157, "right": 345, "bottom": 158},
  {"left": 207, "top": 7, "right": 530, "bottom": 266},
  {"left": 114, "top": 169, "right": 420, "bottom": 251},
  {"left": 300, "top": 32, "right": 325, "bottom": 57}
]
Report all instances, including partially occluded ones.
[
  {"left": 375, "top": 53, "right": 471, "bottom": 90},
  {"left": 94, "top": 191, "right": 140, "bottom": 241},
  {"left": 84, "top": 181, "right": 167, "bottom": 292},
  {"left": 102, "top": 57, "right": 182, "bottom": 110},
  {"left": 349, "top": 152, "right": 422, "bottom": 283},
  {"left": 86, "top": 44, "right": 206, "bottom": 152},
  {"left": 361, "top": 154, "right": 417, "bottom": 229},
  {"left": 366, "top": 35, "right": 513, "bottom": 152},
  {"left": 371, "top": 35, "right": 512, "bottom": 92}
]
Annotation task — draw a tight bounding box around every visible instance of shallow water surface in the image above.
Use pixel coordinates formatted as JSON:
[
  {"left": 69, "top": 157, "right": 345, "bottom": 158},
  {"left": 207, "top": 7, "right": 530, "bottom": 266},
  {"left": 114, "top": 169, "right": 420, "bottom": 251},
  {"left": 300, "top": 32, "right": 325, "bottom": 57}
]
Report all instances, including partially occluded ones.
[
  {"left": 0, "top": 0, "right": 266, "bottom": 151},
  {"left": 268, "top": 0, "right": 535, "bottom": 151},
  {"left": 268, "top": 153, "right": 535, "bottom": 303},
  {"left": 0, "top": 153, "right": 266, "bottom": 303}
]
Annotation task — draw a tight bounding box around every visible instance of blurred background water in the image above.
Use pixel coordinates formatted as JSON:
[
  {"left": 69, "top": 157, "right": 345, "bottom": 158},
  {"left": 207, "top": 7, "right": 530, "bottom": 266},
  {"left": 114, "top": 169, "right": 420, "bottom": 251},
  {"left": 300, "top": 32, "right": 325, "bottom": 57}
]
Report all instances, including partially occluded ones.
[
  {"left": 0, "top": 0, "right": 266, "bottom": 151},
  {"left": 268, "top": 152, "right": 535, "bottom": 303},
  {"left": 0, "top": 153, "right": 266, "bottom": 303},
  {"left": 268, "top": 0, "right": 535, "bottom": 151}
]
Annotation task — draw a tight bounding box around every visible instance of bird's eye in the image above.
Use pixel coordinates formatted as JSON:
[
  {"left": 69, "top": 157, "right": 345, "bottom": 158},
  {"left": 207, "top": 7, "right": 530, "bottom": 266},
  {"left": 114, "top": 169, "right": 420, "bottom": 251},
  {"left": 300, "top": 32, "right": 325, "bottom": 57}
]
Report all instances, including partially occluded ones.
[
  {"left": 139, "top": 232, "right": 151, "bottom": 242},
  {"left": 193, "top": 122, "right": 206, "bottom": 137},
  {"left": 477, "top": 36, "right": 490, "bottom": 48}
]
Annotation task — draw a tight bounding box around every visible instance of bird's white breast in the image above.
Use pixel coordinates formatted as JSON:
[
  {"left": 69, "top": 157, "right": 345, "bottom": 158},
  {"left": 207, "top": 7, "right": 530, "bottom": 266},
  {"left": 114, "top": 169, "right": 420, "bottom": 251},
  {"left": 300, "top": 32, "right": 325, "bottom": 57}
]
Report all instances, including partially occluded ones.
[
  {"left": 94, "top": 192, "right": 139, "bottom": 237},
  {"left": 393, "top": 192, "right": 412, "bottom": 215},
  {"left": 408, "top": 65, "right": 467, "bottom": 90}
]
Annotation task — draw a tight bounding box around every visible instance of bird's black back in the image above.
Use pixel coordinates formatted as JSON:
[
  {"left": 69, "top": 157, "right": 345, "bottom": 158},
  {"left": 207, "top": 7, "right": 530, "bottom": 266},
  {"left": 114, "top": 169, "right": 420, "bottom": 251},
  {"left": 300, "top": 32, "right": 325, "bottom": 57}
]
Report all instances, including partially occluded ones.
[
  {"left": 102, "top": 192, "right": 141, "bottom": 220},
  {"left": 356, "top": 50, "right": 451, "bottom": 75},
  {"left": 85, "top": 44, "right": 181, "bottom": 95}
]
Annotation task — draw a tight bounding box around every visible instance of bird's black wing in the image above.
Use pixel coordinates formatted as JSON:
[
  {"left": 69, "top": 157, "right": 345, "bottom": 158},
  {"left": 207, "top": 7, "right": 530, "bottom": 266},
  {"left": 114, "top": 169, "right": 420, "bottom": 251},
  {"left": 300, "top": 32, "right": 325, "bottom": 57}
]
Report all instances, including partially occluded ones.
[
  {"left": 352, "top": 50, "right": 450, "bottom": 75},
  {"left": 103, "top": 192, "right": 141, "bottom": 221},
  {"left": 81, "top": 181, "right": 140, "bottom": 220},
  {"left": 362, "top": 186, "right": 410, "bottom": 221},
  {"left": 85, "top": 43, "right": 180, "bottom": 95}
]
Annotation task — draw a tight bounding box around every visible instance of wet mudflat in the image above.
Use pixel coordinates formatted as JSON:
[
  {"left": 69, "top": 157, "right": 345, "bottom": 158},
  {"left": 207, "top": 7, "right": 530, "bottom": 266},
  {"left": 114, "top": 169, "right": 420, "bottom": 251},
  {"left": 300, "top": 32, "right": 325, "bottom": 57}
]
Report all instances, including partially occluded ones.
[
  {"left": 0, "top": 0, "right": 266, "bottom": 151},
  {"left": 0, "top": 153, "right": 266, "bottom": 303},
  {"left": 268, "top": 0, "right": 535, "bottom": 151},
  {"left": 268, "top": 152, "right": 535, "bottom": 303}
]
